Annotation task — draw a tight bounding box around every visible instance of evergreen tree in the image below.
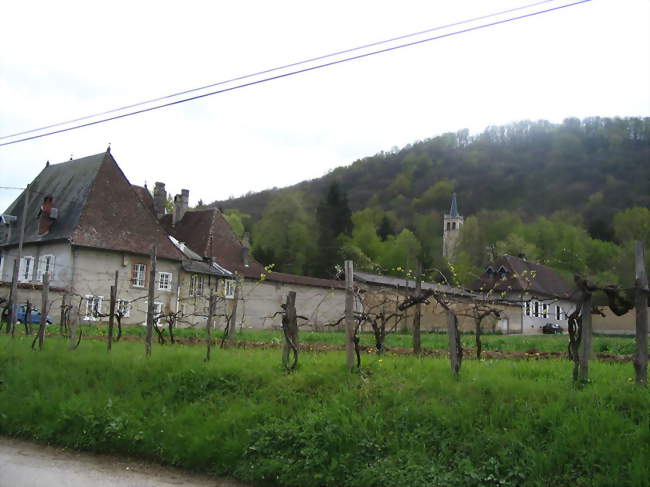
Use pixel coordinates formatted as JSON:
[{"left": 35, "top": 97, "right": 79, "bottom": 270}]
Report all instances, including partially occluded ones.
[
  {"left": 377, "top": 215, "right": 394, "bottom": 241},
  {"left": 313, "top": 182, "right": 352, "bottom": 277}
]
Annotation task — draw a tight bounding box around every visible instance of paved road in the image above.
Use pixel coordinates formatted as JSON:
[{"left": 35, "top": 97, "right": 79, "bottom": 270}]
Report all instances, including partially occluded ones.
[{"left": 0, "top": 437, "right": 248, "bottom": 487}]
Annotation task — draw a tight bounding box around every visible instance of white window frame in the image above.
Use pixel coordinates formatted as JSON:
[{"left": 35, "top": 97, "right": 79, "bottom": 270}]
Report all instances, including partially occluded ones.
[
  {"left": 117, "top": 299, "right": 131, "bottom": 318},
  {"left": 0, "top": 252, "right": 4, "bottom": 281},
  {"left": 542, "top": 303, "right": 548, "bottom": 319},
  {"left": 84, "top": 295, "right": 103, "bottom": 321},
  {"left": 158, "top": 271, "right": 172, "bottom": 291},
  {"left": 189, "top": 274, "right": 204, "bottom": 297},
  {"left": 132, "top": 263, "right": 146, "bottom": 288},
  {"left": 555, "top": 305, "right": 562, "bottom": 321},
  {"left": 533, "top": 301, "right": 540, "bottom": 318},
  {"left": 224, "top": 279, "right": 236, "bottom": 299},
  {"left": 37, "top": 254, "right": 55, "bottom": 282},
  {"left": 19, "top": 256, "right": 34, "bottom": 282},
  {"left": 146, "top": 301, "right": 163, "bottom": 326}
]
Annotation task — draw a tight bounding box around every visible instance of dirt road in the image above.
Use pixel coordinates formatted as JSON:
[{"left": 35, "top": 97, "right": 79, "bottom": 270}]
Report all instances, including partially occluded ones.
[{"left": 0, "top": 436, "right": 247, "bottom": 487}]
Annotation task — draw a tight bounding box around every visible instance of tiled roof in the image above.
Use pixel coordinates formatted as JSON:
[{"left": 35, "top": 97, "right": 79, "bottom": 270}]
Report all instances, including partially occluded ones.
[
  {"left": 163, "top": 208, "right": 344, "bottom": 289},
  {"left": 1, "top": 151, "right": 182, "bottom": 261},
  {"left": 132, "top": 185, "right": 155, "bottom": 216},
  {"left": 469, "top": 255, "right": 575, "bottom": 299}
]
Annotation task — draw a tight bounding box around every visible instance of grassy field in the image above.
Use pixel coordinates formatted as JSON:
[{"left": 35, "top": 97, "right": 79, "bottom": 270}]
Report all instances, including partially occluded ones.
[
  {"left": 79, "top": 323, "right": 642, "bottom": 355},
  {"left": 0, "top": 335, "right": 648, "bottom": 486}
]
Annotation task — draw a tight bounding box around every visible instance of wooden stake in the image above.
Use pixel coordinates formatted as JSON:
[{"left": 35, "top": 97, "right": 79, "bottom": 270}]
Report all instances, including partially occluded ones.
[
  {"left": 282, "top": 291, "right": 299, "bottom": 370},
  {"left": 634, "top": 241, "right": 648, "bottom": 386},
  {"left": 8, "top": 259, "right": 18, "bottom": 336},
  {"left": 145, "top": 246, "right": 156, "bottom": 357},
  {"left": 206, "top": 292, "right": 215, "bottom": 361},
  {"left": 226, "top": 276, "right": 240, "bottom": 341},
  {"left": 447, "top": 308, "right": 461, "bottom": 376},
  {"left": 37, "top": 272, "right": 49, "bottom": 350},
  {"left": 578, "top": 291, "right": 592, "bottom": 384},
  {"left": 413, "top": 260, "right": 422, "bottom": 355},
  {"left": 60, "top": 292, "right": 68, "bottom": 337},
  {"left": 345, "top": 260, "right": 355, "bottom": 369}
]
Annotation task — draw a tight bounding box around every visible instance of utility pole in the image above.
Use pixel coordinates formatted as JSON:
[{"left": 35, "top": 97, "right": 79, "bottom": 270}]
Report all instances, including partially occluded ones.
[
  {"left": 9, "top": 184, "right": 29, "bottom": 337},
  {"left": 145, "top": 246, "right": 156, "bottom": 357}
]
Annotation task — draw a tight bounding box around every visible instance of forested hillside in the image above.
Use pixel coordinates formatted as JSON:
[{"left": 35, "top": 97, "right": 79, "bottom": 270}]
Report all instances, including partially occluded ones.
[{"left": 213, "top": 117, "right": 649, "bottom": 284}]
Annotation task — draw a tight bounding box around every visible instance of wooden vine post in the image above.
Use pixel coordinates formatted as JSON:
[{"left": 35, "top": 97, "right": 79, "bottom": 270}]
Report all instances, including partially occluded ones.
[
  {"left": 227, "top": 275, "right": 241, "bottom": 341},
  {"left": 634, "top": 241, "right": 648, "bottom": 386},
  {"left": 431, "top": 294, "right": 462, "bottom": 376},
  {"left": 107, "top": 285, "right": 116, "bottom": 351},
  {"left": 145, "top": 245, "right": 156, "bottom": 357},
  {"left": 206, "top": 292, "right": 216, "bottom": 361},
  {"left": 8, "top": 259, "right": 18, "bottom": 336},
  {"left": 36, "top": 272, "right": 49, "bottom": 350},
  {"left": 413, "top": 260, "right": 422, "bottom": 355},
  {"left": 577, "top": 279, "right": 593, "bottom": 384},
  {"left": 345, "top": 260, "right": 356, "bottom": 369},
  {"left": 282, "top": 291, "right": 299, "bottom": 371}
]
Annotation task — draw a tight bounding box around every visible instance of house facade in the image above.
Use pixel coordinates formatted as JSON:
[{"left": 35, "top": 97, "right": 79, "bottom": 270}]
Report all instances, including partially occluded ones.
[
  {"left": 469, "top": 255, "right": 577, "bottom": 334},
  {"left": 0, "top": 150, "right": 186, "bottom": 325}
]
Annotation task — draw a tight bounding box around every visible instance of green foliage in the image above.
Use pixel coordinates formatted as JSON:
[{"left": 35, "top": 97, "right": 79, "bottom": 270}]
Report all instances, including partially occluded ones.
[
  {"left": 252, "top": 191, "right": 315, "bottom": 274},
  {"left": 313, "top": 182, "right": 352, "bottom": 278},
  {"left": 613, "top": 207, "right": 650, "bottom": 244},
  {"left": 0, "top": 336, "right": 647, "bottom": 487},
  {"left": 222, "top": 209, "right": 250, "bottom": 239}
]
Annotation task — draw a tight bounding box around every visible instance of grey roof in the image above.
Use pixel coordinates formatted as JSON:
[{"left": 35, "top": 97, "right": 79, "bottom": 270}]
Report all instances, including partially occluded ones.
[
  {"left": 353, "top": 270, "right": 474, "bottom": 298},
  {"left": 181, "top": 260, "right": 232, "bottom": 277},
  {"left": 1, "top": 154, "right": 104, "bottom": 246},
  {"left": 446, "top": 193, "right": 460, "bottom": 219}
]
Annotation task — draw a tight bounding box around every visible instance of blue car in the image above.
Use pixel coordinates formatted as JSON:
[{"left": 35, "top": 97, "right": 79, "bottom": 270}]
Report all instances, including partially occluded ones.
[{"left": 16, "top": 305, "right": 53, "bottom": 325}]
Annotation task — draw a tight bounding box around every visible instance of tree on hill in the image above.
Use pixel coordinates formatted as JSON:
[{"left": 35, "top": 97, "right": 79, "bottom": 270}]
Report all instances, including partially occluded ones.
[{"left": 312, "top": 182, "right": 352, "bottom": 278}]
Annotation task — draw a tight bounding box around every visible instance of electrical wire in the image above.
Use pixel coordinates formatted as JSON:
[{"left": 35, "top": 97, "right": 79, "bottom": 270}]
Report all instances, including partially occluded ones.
[
  {"left": 0, "top": 0, "right": 561, "bottom": 142},
  {"left": 0, "top": 0, "right": 591, "bottom": 148}
]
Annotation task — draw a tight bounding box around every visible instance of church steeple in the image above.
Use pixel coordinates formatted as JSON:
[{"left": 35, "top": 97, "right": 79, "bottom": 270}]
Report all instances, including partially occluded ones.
[
  {"left": 443, "top": 193, "right": 463, "bottom": 262},
  {"left": 449, "top": 192, "right": 459, "bottom": 218}
]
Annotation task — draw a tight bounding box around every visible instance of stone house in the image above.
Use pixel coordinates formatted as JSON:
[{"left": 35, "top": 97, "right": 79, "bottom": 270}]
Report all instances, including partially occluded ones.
[
  {"left": 0, "top": 150, "right": 188, "bottom": 325},
  {"left": 469, "top": 254, "right": 577, "bottom": 334}
]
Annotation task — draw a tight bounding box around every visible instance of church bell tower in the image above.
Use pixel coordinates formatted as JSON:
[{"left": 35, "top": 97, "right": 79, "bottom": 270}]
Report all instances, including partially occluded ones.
[{"left": 443, "top": 193, "right": 463, "bottom": 262}]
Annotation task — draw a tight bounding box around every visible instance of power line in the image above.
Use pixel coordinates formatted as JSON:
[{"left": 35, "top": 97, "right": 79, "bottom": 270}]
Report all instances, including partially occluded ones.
[
  {"left": 0, "top": 0, "right": 559, "bottom": 142},
  {"left": 0, "top": 0, "right": 591, "bottom": 148}
]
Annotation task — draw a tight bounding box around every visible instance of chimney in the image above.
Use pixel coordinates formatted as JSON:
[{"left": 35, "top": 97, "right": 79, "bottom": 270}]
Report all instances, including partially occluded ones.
[
  {"left": 241, "top": 232, "right": 251, "bottom": 267},
  {"left": 153, "top": 182, "right": 166, "bottom": 219},
  {"left": 172, "top": 189, "right": 189, "bottom": 226}
]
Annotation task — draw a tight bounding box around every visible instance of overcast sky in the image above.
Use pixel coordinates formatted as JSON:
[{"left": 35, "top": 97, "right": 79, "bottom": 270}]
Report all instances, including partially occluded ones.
[{"left": 1, "top": 0, "right": 649, "bottom": 212}]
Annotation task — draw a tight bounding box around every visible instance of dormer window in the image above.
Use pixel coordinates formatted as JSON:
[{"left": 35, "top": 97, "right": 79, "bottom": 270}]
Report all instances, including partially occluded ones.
[
  {"left": 486, "top": 266, "right": 495, "bottom": 279},
  {"left": 497, "top": 266, "right": 508, "bottom": 279}
]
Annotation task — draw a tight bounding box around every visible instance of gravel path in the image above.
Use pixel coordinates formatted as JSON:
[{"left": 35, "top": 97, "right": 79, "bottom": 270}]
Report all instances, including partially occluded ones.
[{"left": 0, "top": 436, "right": 248, "bottom": 487}]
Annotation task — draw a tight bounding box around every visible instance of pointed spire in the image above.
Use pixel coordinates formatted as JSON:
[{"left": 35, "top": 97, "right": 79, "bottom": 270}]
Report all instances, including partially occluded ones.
[
  {"left": 106, "top": 143, "right": 111, "bottom": 153},
  {"left": 449, "top": 193, "right": 459, "bottom": 218}
]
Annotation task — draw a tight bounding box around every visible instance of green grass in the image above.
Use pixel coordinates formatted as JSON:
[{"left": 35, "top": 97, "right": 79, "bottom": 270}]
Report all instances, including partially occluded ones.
[
  {"left": 0, "top": 335, "right": 648, "bottom": 486},
  {"left": 79, "top": 323, "right": 642, "bottom": 355}
]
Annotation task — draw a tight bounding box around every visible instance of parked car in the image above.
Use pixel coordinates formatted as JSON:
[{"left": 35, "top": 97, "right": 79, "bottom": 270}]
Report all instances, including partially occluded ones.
[
  {"left": 16, "top": 305, "right": 53, "bottom": 325},
  {"left": 542, "top": 323, "right": 563, "bottom": 334}
]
